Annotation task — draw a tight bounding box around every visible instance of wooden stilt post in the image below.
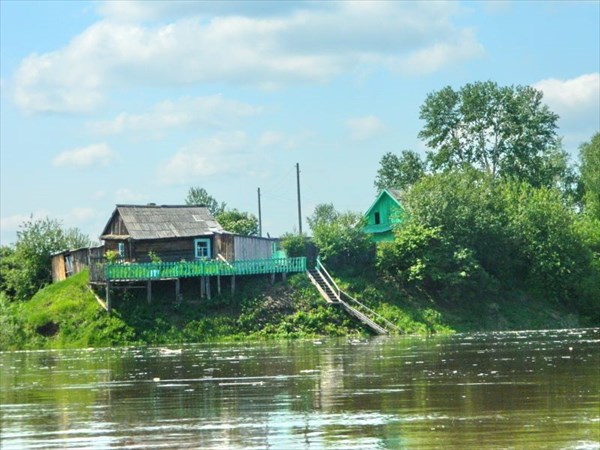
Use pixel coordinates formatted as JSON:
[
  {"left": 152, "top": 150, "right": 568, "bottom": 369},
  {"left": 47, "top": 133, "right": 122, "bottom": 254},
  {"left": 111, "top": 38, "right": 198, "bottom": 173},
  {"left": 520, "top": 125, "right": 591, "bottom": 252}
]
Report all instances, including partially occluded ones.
[
  {"left": 217, "top": 275, "right": 221, "bottom": 296},
  {"left": 147, "top": 280, "right": 152, "bottom": 304},
  {"left": 231, "top": 275, "right": 236, "bottom": 297},
  {"left": 200, "top": 276, "right": 206, "bottom": 298},
  {"left": 175, "top": 278, "right": 181, "bottom": 302},
  {"left": 106, "top": 281, "right": 111, "bottom": 313},
  {"left": 206, "top": 277, "right": 211, "bottom": 300},
  {"left": 271, "top": 272, "right": 275, "bottom": 284}
]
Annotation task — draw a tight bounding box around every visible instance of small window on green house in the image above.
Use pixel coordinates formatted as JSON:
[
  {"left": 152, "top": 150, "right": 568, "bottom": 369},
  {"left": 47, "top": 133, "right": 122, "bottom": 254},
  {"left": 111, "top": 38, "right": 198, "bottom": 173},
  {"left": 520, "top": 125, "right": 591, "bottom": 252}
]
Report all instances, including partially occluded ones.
[
  {"left": 374, "top": 212, "right": 381, "bottom": 225},
  {"left": 118, "top": 242, "right": 125, "bottom": 258}
]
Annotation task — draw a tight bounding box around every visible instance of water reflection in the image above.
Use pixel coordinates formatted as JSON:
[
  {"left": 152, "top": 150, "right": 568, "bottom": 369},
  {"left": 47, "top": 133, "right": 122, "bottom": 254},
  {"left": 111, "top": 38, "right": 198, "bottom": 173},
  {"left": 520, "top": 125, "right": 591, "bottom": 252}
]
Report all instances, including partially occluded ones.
[{"left": 1, "top": 329, "right": 599, "bottom": 449}]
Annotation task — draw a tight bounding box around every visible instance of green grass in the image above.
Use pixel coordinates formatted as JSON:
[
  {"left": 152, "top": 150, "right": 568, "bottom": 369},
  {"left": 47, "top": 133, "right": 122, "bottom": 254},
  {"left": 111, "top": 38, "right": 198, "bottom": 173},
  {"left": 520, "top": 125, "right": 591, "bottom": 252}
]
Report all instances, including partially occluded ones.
[{"left": 1, "top": 267, "right": 591, "bottom": 351}]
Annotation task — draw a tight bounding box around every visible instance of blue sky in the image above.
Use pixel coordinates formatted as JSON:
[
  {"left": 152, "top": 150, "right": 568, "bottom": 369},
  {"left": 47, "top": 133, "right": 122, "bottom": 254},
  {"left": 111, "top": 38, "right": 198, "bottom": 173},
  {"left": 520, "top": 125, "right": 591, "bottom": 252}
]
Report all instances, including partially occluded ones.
[{"left": 1, "top": 0, "right": 599, "bottom": 245}]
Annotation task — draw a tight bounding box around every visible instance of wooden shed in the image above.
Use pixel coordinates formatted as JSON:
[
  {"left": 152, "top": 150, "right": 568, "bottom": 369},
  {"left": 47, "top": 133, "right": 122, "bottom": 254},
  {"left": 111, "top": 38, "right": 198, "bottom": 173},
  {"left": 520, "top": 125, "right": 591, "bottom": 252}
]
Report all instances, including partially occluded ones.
[{"left": 51, "top": 245, "right": 104, "bottom": 282}]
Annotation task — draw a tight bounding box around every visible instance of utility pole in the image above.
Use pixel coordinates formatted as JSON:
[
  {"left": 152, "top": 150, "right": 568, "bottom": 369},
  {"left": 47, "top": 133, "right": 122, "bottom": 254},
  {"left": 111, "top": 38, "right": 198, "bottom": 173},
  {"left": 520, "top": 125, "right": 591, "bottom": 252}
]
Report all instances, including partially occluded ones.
[
  {"left": 257, "top": 187, "right": 262, "bottom": 237},
  {"left": 296, "top": 162, "right": 302, "bottom": 234}
]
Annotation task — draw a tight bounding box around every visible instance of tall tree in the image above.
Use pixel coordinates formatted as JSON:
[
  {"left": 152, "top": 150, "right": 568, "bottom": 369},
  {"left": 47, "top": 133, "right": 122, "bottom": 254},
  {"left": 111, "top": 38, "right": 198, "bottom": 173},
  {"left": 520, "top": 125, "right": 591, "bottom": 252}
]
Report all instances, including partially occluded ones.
[
  {"left": 307, "top": 203, "right": 339, "bottom": 231},
  {"left": 374, "top": 150, "right": 426, "bottom": 192},
  {"left": 418, "top": 81, "right": 560, "bottom": 186},
  {"left": 185, "top": 187, "right": 226, "bottom": 216},
  {"left": 216, "top": 209, "right": 259, "bottom": 236},
  {"left": 579, "top": 132, "right": 600, "bottom": 219}
]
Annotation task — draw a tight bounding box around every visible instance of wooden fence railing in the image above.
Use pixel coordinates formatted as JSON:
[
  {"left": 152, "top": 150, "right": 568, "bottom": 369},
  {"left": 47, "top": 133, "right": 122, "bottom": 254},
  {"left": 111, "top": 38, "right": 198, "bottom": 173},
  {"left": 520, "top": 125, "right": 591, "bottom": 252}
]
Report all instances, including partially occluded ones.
[{"left": 93, "top": 257, "right": 307, "bottom": 282}]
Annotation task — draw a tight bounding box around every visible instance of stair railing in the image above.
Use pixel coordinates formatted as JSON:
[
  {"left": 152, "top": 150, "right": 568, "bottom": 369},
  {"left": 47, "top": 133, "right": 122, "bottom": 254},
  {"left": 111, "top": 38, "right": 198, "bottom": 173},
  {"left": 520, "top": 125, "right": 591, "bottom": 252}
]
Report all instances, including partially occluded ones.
[
  {"left": 339, "top": 290, "right": 401, "bottom": 334},
  {"left": 315, "top": 257, "right": 341, "bottom": 300},
  {"left": 315, "top": 257, "right": 401, "bottom": 334}
]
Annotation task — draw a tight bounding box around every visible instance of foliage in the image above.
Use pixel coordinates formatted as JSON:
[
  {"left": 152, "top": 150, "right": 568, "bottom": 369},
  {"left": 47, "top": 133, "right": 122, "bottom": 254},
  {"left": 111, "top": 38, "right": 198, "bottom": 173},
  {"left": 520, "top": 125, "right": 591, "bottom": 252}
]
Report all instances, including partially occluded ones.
[
  {"left": 280, "top": 233, "right": 308, "bottom": 257},
  {"left": 307, "top": 203, "right": 339, "bottom": 231},
  {"left": 501, "top": 181, "right": 593, "bottom": 304},
  {"left": 1, "top": 217, "right": 92, "bottom": 301},
  {"left": 419, "top": 81, "right": 561, "bottom": 187},
  {"left": 216, "top": 209, "right": 259, "bottom": 236},
  {"left": 104, "top": 250, "right": 119, "bottom": 263},
  {"left": 374, "top": 150, "right": 426, "bottom": 192},
  {"left": 377, "top": 167, "right": 598, "bottom": 312},
  {"left": 579, "top": 132, "right": 600, "bottom": 219},
  {"left": 377, "top": 223, "right": 488, "bottom": 298},
  {"left": 148, "top": 251, "right": 162, "bottom": 263},
  {"left": 310, "top": 206, "right": 375, "bottom": 270},
  {"left": 184, "top": 187, "right": 226, "bottom": 216}
]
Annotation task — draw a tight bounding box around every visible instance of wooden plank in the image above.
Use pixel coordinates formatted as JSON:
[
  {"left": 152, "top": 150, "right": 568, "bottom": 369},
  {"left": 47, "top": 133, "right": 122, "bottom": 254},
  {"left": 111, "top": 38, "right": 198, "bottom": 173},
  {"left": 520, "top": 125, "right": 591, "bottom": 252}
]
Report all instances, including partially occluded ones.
[
  {"left": 106, "top": 281, "right": 111, "bottom": 313},
  {"left": 147, "top": 280, "right": 152, "bottom": 304}
]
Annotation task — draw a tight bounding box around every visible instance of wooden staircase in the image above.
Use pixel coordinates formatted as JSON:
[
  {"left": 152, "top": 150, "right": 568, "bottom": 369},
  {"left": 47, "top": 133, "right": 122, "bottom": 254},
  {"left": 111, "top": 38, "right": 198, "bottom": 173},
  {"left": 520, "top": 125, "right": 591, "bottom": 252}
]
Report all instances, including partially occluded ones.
[{"left": 307, "top": 260, "right": 400, "bottom": 336}]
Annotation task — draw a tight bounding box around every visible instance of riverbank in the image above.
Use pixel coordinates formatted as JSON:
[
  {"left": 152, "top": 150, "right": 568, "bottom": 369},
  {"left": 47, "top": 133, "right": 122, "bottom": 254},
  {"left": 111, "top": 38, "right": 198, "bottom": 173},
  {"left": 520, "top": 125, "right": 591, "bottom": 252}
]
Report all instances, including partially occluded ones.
[{"left": 1, "top": 268, "right": 593, "bottom": 351}]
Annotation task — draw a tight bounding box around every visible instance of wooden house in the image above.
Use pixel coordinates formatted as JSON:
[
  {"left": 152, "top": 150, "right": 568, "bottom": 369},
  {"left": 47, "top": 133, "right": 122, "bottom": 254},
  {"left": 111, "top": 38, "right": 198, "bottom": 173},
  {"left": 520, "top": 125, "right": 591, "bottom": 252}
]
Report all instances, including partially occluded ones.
[
  {"left": 99, "top": 204, "right": 278, "bottom": 263},
  {"left": 92, "top": 204, "right": 306, "bottom": 310},
  {"left": 362, "top": 189, "right": 405, "bottom": 242},
  {"left": 100, "top": 204, "right": 225, "bottom": 262}
]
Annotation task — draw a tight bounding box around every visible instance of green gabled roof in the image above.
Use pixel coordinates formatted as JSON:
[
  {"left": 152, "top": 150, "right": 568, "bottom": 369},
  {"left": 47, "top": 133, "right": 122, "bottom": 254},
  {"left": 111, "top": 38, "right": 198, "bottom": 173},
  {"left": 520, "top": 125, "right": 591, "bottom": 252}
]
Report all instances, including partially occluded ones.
[{"left": 363, "top": 188, "right": 403, "bottom": 218}]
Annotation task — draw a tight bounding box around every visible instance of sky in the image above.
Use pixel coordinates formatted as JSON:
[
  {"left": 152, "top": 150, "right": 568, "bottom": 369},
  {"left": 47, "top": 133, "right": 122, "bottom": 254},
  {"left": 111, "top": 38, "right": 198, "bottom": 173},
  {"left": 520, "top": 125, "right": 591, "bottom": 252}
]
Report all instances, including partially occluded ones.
[{"left": 1, "top": 0, "right": 599, "bottom": 245}]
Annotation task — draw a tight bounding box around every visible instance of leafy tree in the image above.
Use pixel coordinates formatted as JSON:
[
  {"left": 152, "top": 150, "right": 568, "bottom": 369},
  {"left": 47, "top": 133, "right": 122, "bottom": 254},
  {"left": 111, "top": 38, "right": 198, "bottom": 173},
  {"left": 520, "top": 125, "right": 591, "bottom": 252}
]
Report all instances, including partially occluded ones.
[
  {"left": 185, "top": 187, "right": 226, "bottom": 216},
  {"left": 307, "top": 203, "right": 339, "bottom": 231},
  {"left": 376, "top": 223, "right": 487, "bottom": 297},
  {"left": 310, "top": 206, "right": 374, "bottom": 270},
  {"left": 216, "top": 209, "right": 259, "bottom": 236},
  {"left": 2, "top": 217, "right": 92, "bottom": 300},
  {"left": 374, "top": 150, "right": 426, "bottom": 192},
  {"left": 419, "top": 81, "right": 560, "bottom": 186},
  {"left": 403, "top": 169, "right": 514, "bottom": 284},
  {"left": 579, "top": 132, "right": 600, "bottom": 219},
  {"left": 280, "top": 233, "right": 308, "bottom": 257},
  {"left": 500, "top": 181, "right": 592, "bottom": 303}
]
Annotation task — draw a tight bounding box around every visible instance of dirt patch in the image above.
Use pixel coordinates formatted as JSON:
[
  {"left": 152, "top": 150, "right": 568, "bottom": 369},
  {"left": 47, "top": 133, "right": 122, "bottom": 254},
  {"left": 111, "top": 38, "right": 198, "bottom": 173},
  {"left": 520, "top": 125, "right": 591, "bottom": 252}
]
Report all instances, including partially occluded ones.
[{"left": 36, "top": 321, "right": 59, "bottom": 337}]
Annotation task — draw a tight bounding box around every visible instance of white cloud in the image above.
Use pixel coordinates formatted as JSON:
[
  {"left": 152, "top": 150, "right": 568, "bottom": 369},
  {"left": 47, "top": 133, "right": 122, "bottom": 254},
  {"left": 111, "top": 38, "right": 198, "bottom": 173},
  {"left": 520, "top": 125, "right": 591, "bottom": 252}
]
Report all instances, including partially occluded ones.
[
  {"left": 346, "top": 116, "right": 386, "bottom": 141},
  {"left": 114, "top": 188, "right": 150, "bottom": 203},
  {"left": 159, "top": 131, "right": 253, "bottom": 185},
  {"left": 534, "top": 73, "right": 600, "bottom": 116},
  {"left": 12, "top": 2, "right": 483, "bottom": 113},
  {"left": 89, "top": 95, "right": 262, "bottom": 136},
  {"left": 534, "top": 73, "right": 600, "bottom": 149},
  {"left": 0, "top": 213, "right": 37, "bottom": 233},
  {"left": 258, "top": 130, "right": 312, "bottom": 149},
  {"left": 52, "top": 143, "right": 117, "bottom": 168}
]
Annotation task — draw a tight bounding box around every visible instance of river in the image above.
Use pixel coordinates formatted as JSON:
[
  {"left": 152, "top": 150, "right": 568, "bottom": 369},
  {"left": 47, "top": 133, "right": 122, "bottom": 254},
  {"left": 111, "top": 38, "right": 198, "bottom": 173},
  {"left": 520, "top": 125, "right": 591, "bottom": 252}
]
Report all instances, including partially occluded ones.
[{"left": 1, "top": 329, "right": 598, "bottom": 449}]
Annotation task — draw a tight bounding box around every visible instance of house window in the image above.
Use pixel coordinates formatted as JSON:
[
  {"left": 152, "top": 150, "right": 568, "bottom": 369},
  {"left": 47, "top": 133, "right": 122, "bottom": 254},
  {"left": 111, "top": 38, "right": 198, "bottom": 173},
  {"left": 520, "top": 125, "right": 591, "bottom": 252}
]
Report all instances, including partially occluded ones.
[
  {"left": 118, "top": 242, "right": 125, "bottom": 258},
  {"left": 374, "top": 212, "right": 381, "bottom": 225},
  {"left": 194, "top": 238, "right": 211, "bottom": 259}
]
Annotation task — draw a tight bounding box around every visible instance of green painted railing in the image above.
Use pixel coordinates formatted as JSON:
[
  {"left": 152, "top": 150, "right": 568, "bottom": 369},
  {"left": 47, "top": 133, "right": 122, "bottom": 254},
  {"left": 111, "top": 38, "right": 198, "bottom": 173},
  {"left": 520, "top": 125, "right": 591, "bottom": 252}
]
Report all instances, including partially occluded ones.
[{"left": 105, "top": 257, "right": 306, "bottom": 281}]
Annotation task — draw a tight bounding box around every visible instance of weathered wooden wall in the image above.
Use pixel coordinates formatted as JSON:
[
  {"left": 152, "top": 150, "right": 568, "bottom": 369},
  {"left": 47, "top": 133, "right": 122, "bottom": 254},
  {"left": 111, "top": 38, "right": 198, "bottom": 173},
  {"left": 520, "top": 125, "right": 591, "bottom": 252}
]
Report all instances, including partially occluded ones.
[
  {"left": 52, "top": 246, "right": 104, "bottom": 282},
  {"left": 214, "top": 234, "right": 276, "bottom": 261},
  {"left": 105, "top": 213, "right": 128, "bottom": 236},
  {"left": 51, "top": 254, "right": 67, "bottom": 282},
  {"left": 132, "top": 238, "right": 207, "bottom": 262},
  {"left": 214, "top": 234, "right": 234, "bottom": 260}
]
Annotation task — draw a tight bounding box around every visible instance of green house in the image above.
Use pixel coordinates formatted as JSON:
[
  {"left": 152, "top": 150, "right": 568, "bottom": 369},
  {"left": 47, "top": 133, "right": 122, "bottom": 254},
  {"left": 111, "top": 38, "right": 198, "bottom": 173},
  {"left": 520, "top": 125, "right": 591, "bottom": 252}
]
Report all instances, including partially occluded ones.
[{"left": 363, "top": 189, "right": 405, "bottom": 242}]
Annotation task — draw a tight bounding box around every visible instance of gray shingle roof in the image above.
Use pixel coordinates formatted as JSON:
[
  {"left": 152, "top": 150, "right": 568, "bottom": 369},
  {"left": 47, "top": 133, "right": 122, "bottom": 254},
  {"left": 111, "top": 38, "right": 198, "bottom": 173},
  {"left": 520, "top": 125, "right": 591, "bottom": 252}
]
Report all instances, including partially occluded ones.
[{"left": 101, "top": 205, "right": 223, "bottom": 240}]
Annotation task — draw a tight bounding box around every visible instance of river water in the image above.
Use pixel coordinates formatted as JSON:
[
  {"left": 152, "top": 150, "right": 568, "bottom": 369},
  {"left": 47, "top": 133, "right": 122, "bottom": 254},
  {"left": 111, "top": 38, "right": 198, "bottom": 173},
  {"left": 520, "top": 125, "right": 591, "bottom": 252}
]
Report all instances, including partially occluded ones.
[{"left": 1, "top": 329, "right": 598, "bottom": 449}]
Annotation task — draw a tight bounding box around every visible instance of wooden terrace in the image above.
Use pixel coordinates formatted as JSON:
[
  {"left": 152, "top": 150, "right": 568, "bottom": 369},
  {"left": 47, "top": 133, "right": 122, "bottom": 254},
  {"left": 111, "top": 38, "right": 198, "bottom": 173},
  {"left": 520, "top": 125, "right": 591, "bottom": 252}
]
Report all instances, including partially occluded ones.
[{"left": 92, "top": 257, "right": 307, "bottom": 282}]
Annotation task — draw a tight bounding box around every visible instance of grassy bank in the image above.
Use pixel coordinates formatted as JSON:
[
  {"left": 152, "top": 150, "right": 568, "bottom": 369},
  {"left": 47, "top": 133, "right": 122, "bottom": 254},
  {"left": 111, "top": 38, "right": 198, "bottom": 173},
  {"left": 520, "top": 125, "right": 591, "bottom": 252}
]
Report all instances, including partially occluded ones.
[{"left": 0, "top": 268, "right": 590, "bottom": 351}]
